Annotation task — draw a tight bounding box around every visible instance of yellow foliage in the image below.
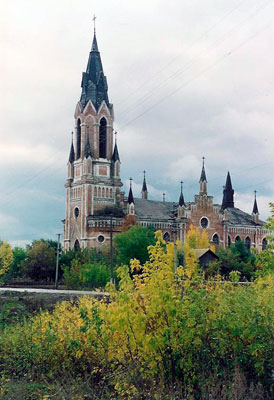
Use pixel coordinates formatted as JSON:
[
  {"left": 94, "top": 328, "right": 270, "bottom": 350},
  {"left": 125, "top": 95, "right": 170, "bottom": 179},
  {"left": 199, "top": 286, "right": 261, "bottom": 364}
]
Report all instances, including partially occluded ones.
[{"left": 0, "top": 241, "right": 13, "bottom": 276}]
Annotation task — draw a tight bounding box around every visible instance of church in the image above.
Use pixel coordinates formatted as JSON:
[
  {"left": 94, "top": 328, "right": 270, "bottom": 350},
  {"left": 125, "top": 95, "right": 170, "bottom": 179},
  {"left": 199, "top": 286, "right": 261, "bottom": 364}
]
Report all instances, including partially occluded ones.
[{"left": 63, "top": 31, "right": 269, "bottom": 252}]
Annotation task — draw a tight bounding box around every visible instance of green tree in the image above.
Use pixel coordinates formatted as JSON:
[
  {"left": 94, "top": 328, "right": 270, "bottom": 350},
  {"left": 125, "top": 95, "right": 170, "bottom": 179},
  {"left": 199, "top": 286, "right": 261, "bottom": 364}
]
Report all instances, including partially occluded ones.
[
  {"left": 208, "top": 240, "right": 256, "bottom": 281},
  {"left": 114, "top": 225, "right": 156, "bottom": 266},
  {"left": 22, "top": 240, "right": 56, "bottom": 281},
  {"left": 4, "top": 247, "right": 27, "bottom": 279}
]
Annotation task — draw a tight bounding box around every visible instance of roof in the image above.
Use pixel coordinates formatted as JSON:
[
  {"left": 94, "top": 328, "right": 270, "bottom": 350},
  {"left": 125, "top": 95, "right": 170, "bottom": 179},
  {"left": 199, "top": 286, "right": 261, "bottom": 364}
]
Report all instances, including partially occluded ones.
[
  {"left": 253, "top": 197, "right": 259, "bottom": 214},
  {"left": 128, "top": 186, "right": 134, "bottom": 204},
  {"left": 80, "top": 33, "right": 109, "bottom": 110},
  {"left": 134, "top": 198, "right": 176, "bottom": 220},
  {"left": 225, "top": 207, "right": 264, "bottom": 226},
  {"left": 194, "top": 249, "right": 219, "bottom": 260},
  {"left": 68, "top": 141, "right": 75, "bottom": 163}
]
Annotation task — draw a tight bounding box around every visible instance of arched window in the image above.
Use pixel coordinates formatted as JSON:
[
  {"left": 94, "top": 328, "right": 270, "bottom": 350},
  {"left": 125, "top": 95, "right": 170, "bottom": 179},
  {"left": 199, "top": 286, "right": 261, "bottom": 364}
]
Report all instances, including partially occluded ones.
[
  {"left": 235, "top": 235, "right": 241, "bottom": 242},
  {"left": 245, "top": 236, "right": 251, "bottom": 250},
  {"left": 99, "top": 117, "right": 107, "bottom": 158},
  {"left": 212, "top": 233, "right": 220, "bottom": 246},
  {"left": 163, "top": 232, "right": 170, "bottom": 242},
  {"left": 94, "top": 187, "right": 97, "bottom": 196},
  {"left": 227, "top": 235, "right": 231, "bottom": 247},
  {"left": 76, "top": 119, "right": 81, "bottom": 159},
  {"left": 98, "top": 187, "right": 101, "bottom": 197},
  {"left": 74, "top": 239, "right": 80, "bottom": 251},
  {"left": 262, "top": 238, "right": 268, "bottom": 250},
  {"left": 102, "top": 188, "right": 105, "bottom": 197}
]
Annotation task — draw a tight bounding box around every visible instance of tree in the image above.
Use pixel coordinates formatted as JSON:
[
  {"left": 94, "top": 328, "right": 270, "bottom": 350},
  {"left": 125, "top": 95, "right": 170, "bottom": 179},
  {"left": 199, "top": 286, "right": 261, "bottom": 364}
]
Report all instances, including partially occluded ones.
[
  {"left": 114, "top": 225, "right": 156, "bottom": 266},
  {"left": 22, "top": 240, "right": 56, "bottom": 281},
  {"left": 5, "top": 247, "right": 27, "bottom": 279},
  {"left": 0, "top": 241, "right": 13, "bottom": 277}
]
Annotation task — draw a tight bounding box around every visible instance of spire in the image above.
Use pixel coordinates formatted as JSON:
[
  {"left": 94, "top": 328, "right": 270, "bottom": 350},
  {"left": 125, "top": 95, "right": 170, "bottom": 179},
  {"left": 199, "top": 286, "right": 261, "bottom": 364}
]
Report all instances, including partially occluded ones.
[
  {"left": 199, "top": 156, "right": 207, "bottom": 183},
  {"left": 112, "top": 131, "right": 120, "bottom": 162},
  {"left": 199, "top": 157, "right": 207, "bottom": 195},
  {"left": 84, "top": 135, "right": 92, "bottom": 158},
  {"left": 80, "top": 26, "right": 109, "bottom": 110},
  {"left": 252, "top": 191, "right": 259, "bottom": 214},
  {"left": 68, "top": 132, "right": 75, "bottom": 163},
  {"left": 128, "top": 178, "right": 134, "bottom": 204},
  {"left": 179, "top": 181, "right": 185, "bottom": 207},
  {"left": 141, "top": 171, "right": 148, "bottom": 199},
  {"left": 221, "top": 171, "right": 234, "bottom": 209}
]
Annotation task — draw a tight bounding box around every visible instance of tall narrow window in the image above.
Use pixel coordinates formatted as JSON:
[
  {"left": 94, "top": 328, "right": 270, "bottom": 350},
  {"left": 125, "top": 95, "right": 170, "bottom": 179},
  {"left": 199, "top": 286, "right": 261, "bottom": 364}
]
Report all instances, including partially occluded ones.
[
  {"left": 99, "top": 117, "right": 107, "bottom": 158},
  {"left": 74, "top": 239, "right": 80, "bottom": 251},
  {"left": 212, "top": 233, "right": 220, "bottom": 246},
  {"left": 76, "top": 119, "right": 81, "bottom": 159},
  {"left": 262, "top": 238, "right": 268, "bottom": 250},
  {"left": 245, "top": 236, "right": 251, "bottom": 250}
]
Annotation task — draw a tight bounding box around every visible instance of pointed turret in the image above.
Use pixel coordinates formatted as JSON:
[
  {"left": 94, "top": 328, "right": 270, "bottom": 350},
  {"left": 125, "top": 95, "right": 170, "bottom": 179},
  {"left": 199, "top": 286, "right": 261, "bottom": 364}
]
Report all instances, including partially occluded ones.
[
  {"left": 80, "top": 32, "right": 109, "bottom": 110},
  {"left": 128, "top": 178, "right": 134, "bottom": 204},
  {"left": 112, "top": 133, "right": 120, "bottom": 162},
  {"left": 179, "top": 181, "right": 185, "bottom": 207},
  {"left": 141, "top": 171, "right": 148, "bottom": 200},
  {"left": 199, "top": 157, "right": 207, "bottom": 195},
  {"left": 252, "top": 191, "right": 259, "bottom": 215},
  {"left": 84, "top": 135, "right": 92, "bottom": 158},
  {"left": 221, "top": 171, "right": 234, "bottom": 209},
  {"left": 68, "top": 133, "right": 75, "bottom": 163}
]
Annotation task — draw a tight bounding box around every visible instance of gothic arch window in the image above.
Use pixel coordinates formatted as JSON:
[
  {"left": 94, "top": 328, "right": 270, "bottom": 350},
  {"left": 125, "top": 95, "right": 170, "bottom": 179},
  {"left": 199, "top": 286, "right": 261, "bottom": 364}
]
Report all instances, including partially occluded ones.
[
  {"left": 262, "top": 238, "right": 268, "bottom": 250},
  {"left": 212, "top": 233, "right": 220, "bottom": 246},
  {"left": 163, "top": 232, "right": 170, "bottom": 242},
  {"left": 99, "top": 117, "right": 107, "bottom": 158},
  {"left": 106, "top": 188, "right": 109, "bottom": 197},
  {"left": 76, "top": 119, "right": 81, "bottom": 159},
  {"left": 74, "top": 239, "right": 80, "bottom": 251},
  {"left": 98, "top": 187, "right": 101, "bottom": 197},
  {"left": 245, "top": 236, "right": 251, "bottom": 250},
  {"left": 102, "top": 188, "right": 105, "bottom": 197},
  {"left": 110, "top": 188, "right": 113, "bottom": 198},
  {"left": 227, "top": 235, "right": 231, "bottom": 247},
  {"left": 94, "top": 187, "right": 97, "bottom": 196},
  {"left": 235, "top": 235, "right": 241, "bottom": 242}
]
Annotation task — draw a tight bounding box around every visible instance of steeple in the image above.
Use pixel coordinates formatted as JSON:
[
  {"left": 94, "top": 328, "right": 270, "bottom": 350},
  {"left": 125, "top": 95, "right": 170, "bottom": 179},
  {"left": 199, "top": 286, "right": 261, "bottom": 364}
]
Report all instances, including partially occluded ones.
[
  {"left": 112, "top": 131, "right": 120, "bottom": 163},
  {"left": 84, "top": 135, "right": 92, "bottom": 158},
  {"left": 141, "top": 171, "right": 148, "bottom": 200},
  {"left": 252, "top": 191, "right": 259, "bottom": 214},
  {"left": 221, "top": 171, "right": 234, "bottom": 209},
  {"left": 199, "top": 157, "right": 207, "bottom": 195},
  {"left": 80, "top": 31, "right": 109, "bottom": 110},
  {"left": 68, "top": 133, "right": 75, "bottom": 163},
  {"left": 179, "top": 181, "right": 185, "bottom": 207},
  {"left": 128, "top": 178, "right": 134, "bottom": 204}
]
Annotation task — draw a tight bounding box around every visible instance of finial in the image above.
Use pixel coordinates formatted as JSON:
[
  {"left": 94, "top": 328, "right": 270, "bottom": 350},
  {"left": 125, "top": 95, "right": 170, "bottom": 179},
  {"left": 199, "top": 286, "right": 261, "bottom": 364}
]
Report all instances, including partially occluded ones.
[
  {"left": 180, "top": 181, "right": 183, "bottom": 193},
  {"left": 130, "top": 177, "right": 132, "bottom": 188},
  {"left": 254, "top": 190, "right": 257, "bottom": 198},
  {"left": 114, "top": 131, "right": 117, "bottom": 144},
  {"left": 143, "top": 170, "right": 146, "bottom": 178},
  {"left": 92, "top": 14, "right": 97, "bottom": 33},
  {"left": 202, "top": 156, "right": 205, "bottom": 167},
  {"left": 163, "top": 193, "right": 166, "bottom": 203},
  {"left": 71, "top": 131, "right": 73, "bottom": 142}
]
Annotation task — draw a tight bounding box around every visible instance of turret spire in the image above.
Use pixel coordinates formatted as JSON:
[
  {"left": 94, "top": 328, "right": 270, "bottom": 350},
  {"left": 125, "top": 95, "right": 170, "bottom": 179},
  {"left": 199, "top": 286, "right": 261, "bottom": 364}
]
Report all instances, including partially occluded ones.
[
  {"left": 199, "top": 157, "right": 207, "bottom": 195},
  {"left": 221, "top": 171, "right": 234, "bottom": 209},
  {"left": 179, "top": 181, "right": 185, "bottom": 207},
  {"left": 68, "top": 132, "right": 75, "bottom": 163},
  {"left": 111, "top": 131, "right": 120, "bottom": 162},
  {"left": 252, "top": 190, "right": 259, "bottom": 214},
  {"left": 141, "top": 170, "right": 148, "bottom": 199},
  {"left": 128, "top": 178, "right": 134, "bottom": 204},
  {"left": 80, "top": 27, "right": 109, "bottom": 110}
]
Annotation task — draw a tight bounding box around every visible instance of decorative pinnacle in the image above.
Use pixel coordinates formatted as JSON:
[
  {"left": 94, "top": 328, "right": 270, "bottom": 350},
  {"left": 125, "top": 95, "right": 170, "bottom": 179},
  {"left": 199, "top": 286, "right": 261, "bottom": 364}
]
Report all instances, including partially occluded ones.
[
  {"left": 254, "top": 190, "right": 257, "bottom": 198},
  {"left": 114, "top": 131, "right": 117, "bottom": 143},
  {"left": 71, "top": 131, "right": 73, "bottom": 141},
  {"left": 202, "top": 156, "right": 205, "bottom": 167},
  {"left": 143, "top": 170, "right": 146, "bottom": 178},
  {"left": 130, "top": 177, "right": 132, "bottom": 188},
  {"left": 92, "top": 14, "right": 96, "bottom": 33},
  {"left": 180, "top": 181, "right": 183, "bottom": 193}
]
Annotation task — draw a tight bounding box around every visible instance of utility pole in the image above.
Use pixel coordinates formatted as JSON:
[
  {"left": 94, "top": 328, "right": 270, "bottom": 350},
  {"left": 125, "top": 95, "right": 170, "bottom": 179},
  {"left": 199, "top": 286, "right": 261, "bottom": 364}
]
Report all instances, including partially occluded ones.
[
  {"left": 55, "top": 233, "right": 61, "bottom": 289},
  {"left": 110, "top": 215, "right": 115, "bottom": 284}
]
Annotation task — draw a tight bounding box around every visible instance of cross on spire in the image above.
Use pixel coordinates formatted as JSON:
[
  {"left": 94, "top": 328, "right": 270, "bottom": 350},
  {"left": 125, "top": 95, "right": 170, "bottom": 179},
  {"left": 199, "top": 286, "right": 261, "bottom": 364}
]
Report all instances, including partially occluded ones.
[
  {"left": 163, "top": 193, "right": 166, "bottom": 203},
  {"left": 202, "top": 156, "right": 205, "bottom": 167},
  {"left": 92, "top": 14, "right": 97, "bottom": 33},
  {"left": 180, "top": 180, "right": 183, "bottom": 192},
  {"left": 114, "top": 130, "right": 117, "bottom": 143}
]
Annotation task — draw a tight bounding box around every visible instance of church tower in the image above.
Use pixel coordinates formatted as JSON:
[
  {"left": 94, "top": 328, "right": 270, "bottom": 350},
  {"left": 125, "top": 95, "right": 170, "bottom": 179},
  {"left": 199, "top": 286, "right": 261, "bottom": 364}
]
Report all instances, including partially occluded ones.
[{"left": 64, "top": 28, "right": 122, "bottom": 250}]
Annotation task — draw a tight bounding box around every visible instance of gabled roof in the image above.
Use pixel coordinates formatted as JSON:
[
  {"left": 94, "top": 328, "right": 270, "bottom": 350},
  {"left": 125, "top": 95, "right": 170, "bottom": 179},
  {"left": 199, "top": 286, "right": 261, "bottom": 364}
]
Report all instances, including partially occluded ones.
[
  {"left": 194, "top": 248, "right": 219, "bottom": 260},
  {"left": 80, "top": 33, "right": 109, "bottom": 111}
]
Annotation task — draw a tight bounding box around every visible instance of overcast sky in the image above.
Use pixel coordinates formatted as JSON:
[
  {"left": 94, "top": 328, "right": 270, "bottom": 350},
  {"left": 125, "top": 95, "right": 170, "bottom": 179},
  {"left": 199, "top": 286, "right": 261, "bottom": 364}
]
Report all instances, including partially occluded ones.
[{"left": 1, "top": 0, "right": 274, "bottom": 246}]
